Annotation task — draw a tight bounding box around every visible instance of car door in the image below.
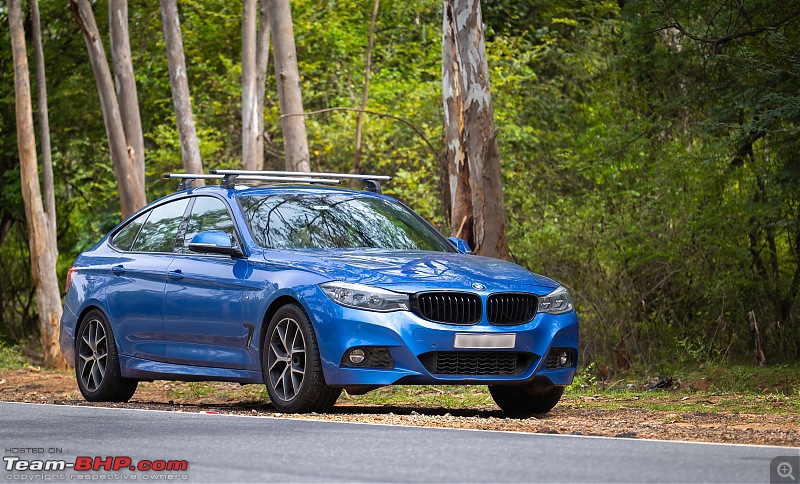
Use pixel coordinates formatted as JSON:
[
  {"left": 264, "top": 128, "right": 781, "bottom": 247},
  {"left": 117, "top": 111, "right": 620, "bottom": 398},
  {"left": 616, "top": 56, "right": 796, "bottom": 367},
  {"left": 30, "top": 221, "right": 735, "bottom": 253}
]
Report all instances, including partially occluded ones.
[
  {"left": 163, "top": 196, "right": 249, "bottom": 369},
  {"left": 105, "top": 198, "right": 190, "bottom": 362}
]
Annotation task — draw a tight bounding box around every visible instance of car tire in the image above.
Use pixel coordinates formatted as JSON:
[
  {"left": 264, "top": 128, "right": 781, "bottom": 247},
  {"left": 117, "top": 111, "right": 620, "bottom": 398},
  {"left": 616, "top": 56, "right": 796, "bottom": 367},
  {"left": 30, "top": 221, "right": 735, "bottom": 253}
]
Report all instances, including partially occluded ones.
[
  {"left": 489, "top": 384, "right": 564, "bottom": 416},
  {"left": 75, "top": 309, "right": 138, "bottom": 402},
  {"left": 262, "top": 303, "right": 341, "bottom": 413}
]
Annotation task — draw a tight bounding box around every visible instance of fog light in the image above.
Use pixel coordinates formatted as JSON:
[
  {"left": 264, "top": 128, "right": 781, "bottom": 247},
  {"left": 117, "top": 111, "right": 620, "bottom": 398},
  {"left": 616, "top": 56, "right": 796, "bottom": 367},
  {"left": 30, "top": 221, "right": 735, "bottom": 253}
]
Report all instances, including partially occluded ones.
[
  {"left": 348, "top": 349, "right": 366, "bottom": 365},
  {"left": 545, "top": 347, "right": 575, "bottom": 369}
]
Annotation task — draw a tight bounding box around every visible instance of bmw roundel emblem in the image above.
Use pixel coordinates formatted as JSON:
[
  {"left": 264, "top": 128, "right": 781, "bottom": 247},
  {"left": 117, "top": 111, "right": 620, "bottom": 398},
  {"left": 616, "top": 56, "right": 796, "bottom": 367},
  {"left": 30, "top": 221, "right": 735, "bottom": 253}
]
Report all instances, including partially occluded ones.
[{"left": 471, "top": 282, "right": 486, "bottom": 291}]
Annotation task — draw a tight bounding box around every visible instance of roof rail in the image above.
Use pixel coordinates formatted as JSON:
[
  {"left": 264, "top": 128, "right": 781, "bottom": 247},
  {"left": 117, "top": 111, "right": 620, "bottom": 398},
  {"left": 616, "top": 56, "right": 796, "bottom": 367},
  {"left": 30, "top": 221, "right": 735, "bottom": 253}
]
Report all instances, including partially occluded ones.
[
  {"left": 209, "top": 170, "right": 391, "bottom": 193},
  {"left": 162, "top": 173, "right": 340, "bottom": 191}
]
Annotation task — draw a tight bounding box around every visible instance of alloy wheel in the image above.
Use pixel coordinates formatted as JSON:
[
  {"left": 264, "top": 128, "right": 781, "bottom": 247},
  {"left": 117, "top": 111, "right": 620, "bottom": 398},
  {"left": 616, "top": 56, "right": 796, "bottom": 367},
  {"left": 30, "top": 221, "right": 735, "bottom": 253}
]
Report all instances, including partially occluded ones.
[
  {"left": 267, "top": 317, "right": 306, "bottom": 402},
  {"left": 77, "top": 318, "right": 108, "bottom": 392}
]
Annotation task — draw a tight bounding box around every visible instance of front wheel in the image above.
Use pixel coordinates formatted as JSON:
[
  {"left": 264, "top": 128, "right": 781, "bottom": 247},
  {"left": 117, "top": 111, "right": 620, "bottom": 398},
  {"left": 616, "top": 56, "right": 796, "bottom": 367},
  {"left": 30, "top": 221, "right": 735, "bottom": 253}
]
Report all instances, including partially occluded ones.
[
  {"left": 75, "top": 309, "right": 138, "bottom": 402},
  {"left": 262, "top": 304, "right": 341, "bottom": 413},
  {"left": 489, "top": 384, "right": 564, "bottom": 416}
]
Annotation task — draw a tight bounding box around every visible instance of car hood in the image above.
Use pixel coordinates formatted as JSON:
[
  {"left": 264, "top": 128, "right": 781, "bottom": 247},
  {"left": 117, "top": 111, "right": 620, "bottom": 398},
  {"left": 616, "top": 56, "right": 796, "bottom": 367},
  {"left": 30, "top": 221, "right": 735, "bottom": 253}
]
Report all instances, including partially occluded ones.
[{"left": 257, "top": 249, "right": 560, "bottom": 294}]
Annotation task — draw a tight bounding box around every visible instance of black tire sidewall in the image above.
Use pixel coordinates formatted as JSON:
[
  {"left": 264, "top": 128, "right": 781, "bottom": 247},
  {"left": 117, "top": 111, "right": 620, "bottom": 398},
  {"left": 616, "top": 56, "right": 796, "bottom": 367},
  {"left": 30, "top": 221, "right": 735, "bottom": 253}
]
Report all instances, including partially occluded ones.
[{"left": 489, "top": 384, "right": 564, "bottom": 416}]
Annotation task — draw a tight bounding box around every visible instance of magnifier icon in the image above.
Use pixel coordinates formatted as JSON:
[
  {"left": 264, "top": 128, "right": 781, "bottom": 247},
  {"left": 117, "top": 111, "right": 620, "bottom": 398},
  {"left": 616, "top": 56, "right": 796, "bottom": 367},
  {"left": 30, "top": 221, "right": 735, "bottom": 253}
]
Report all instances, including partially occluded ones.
[{"left": 778, "top": 462, "right": 796, "bottom": 480}]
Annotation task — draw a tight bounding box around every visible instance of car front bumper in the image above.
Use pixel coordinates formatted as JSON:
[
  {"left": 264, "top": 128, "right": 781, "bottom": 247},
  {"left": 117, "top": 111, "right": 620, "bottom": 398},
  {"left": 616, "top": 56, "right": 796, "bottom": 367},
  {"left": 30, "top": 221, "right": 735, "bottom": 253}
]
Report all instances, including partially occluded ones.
[{"left": 303, "top": 288, "right": 579, "bottom": 388}]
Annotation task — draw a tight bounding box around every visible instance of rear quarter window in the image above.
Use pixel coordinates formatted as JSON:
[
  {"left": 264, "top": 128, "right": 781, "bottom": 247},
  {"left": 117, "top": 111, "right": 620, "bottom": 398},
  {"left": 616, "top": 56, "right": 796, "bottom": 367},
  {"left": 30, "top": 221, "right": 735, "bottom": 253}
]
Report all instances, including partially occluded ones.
[
  {"left": 110, "top": 212, "right": 148, "bottom": 251},
  {"left": 130, "top": 198, "right": 190, "bottom": 253}
]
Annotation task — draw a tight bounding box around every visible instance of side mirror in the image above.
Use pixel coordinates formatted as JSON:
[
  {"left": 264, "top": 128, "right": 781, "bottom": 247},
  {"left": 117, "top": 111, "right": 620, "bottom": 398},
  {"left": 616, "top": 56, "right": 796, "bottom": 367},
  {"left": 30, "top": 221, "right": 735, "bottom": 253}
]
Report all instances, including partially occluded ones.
[
  {"left": 188, "top": 230, "right": 238, "bottom": 256},
  {"left": 448, "top": 237, "right": 472, "bottom": 254}
]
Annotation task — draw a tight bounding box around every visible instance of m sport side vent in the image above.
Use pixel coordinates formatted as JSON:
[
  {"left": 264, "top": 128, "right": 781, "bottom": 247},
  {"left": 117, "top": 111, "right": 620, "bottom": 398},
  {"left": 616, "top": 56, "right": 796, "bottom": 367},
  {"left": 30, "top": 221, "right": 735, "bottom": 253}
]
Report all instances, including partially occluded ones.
[
  {"left": 419, "top": 352, "right": 533, "bottom": 376},
  {"left": 487, "top": 293, "right": 538, "bottom": 325},
  {"left": 411, "top": 292, "right": 481, "bottom": 325}
]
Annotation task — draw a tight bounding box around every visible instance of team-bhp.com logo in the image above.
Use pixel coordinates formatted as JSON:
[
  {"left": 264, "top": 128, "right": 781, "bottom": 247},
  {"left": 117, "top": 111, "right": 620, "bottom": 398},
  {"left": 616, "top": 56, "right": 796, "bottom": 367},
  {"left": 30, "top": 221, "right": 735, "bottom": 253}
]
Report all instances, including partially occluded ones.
[{"left": 5, "top": 455, "right": 188, "bottom": 480}]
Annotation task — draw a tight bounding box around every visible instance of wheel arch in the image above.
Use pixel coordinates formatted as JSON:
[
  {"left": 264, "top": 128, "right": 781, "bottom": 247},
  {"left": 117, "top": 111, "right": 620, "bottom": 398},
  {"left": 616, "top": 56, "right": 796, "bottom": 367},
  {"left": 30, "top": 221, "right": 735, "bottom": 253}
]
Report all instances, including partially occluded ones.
[
  {"left": 73, "top": 305, "right": 115, "bottom": 352},
  {"left": 258, "top": 295, "right": 303, "bottom": 368}
]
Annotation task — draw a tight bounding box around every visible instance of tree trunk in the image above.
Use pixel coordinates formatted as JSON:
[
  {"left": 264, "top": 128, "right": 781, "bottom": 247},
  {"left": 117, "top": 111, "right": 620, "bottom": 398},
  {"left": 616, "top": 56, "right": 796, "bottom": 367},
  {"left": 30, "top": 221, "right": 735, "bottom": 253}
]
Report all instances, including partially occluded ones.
[
  {"left": 747, "top": 311, "right": 768, "bottom": 367},
  {"left": 110, "top": 0, "right": 146, "bottom": 188},
  {"left": 254, "top": 0, "right": 271, "bottom": 171},
  {"left": 9, "top": 0, "right": 68, "bottom": 369},
  {"left": 269, "top": 0, "right": 310, "bottom": 172},
  {"left": 351, "top": 0, "right": 380, "bottom": 178},
  {"left": 441, "top": 0, "right": 510, "bottom": 260},
  {"left": 242, "top": 0, "right": 258, "bottom": 170},
  {"left": 30, "top": 0, "right": 57, "bottom": 243},
  {"left": 69, "top": 0, "right": 147, "bottom": 218},
  {"left": 160, "top": 0, "right": 204, "bottom": 183}
]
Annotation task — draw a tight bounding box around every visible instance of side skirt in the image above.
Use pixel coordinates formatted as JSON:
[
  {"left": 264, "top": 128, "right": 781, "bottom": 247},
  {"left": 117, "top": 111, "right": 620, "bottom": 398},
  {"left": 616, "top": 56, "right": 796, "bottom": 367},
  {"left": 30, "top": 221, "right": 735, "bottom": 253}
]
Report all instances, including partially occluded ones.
[{"left": 119, "top": 355, "right": 263, "bottom": 384}]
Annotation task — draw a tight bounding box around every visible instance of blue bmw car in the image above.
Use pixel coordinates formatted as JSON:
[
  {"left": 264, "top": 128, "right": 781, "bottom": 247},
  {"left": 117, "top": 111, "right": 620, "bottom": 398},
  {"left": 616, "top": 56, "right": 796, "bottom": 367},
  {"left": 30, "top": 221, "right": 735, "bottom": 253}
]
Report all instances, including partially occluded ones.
[{"left": 60, "top": 170, "right": 578, "bottom": 415}]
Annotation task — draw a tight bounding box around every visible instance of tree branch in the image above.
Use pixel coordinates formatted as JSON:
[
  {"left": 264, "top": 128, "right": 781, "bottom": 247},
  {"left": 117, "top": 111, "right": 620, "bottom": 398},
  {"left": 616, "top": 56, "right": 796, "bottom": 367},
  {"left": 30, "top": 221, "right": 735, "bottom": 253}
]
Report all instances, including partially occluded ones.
[
  {"left": 282, "top": 107, "right": 440, "bottom": 160},
  {"left": 653, "top": 1, "right": 800, "bottom": 46}
]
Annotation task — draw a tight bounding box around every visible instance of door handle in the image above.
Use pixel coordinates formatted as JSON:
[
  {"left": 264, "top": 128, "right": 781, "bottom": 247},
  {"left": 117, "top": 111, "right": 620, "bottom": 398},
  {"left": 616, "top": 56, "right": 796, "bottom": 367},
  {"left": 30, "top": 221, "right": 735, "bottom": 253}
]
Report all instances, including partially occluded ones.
[
  {"left": 167, "top": 270, "right": 184, "bottom": 281},
  {"left": 111, "top": 265, "right": 125, "bottom": 276}
]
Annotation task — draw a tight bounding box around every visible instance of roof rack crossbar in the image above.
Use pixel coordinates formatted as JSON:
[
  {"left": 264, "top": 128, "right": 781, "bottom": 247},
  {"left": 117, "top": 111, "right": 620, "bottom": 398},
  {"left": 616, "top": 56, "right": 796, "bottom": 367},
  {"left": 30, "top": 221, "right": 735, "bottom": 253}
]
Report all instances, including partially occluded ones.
[
  {"left": 163, "top": 173, "right": 224, "bottom": 190},
  {"left": 163, "top": 173, "right": 341, "bottom": 191},
  {"left": 210, "top": 169, "right": 390, "bottom": 193},
  {"left": 220, "top": 174, "right": 340, "bottom": 188},
  {"left": 209, "top": 169, "right": 391, "bottom": 181}
]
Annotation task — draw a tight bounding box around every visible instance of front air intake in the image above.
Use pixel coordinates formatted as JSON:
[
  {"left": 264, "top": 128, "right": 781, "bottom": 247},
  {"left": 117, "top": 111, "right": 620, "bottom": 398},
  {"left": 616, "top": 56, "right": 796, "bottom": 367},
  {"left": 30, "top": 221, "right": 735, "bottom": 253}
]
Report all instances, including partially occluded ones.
[{"left": 419, "top": 352, "right": 533, "bottom": 376}]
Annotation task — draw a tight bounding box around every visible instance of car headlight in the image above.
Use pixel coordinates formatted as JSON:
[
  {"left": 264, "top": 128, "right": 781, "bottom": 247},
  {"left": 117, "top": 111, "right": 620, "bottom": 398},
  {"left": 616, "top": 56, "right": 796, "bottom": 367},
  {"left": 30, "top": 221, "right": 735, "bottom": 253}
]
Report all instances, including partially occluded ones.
[
  {"left": 320, "top": 281, "right": 409, "bottom": 312},
  {"left": 537, "top": 286, "right": 574, "bottom": 314}
]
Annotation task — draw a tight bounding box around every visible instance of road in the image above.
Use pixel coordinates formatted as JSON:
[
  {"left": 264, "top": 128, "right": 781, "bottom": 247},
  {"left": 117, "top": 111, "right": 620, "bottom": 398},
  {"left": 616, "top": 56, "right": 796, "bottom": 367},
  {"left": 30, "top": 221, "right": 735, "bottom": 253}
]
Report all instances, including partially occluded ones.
[{"left": 0, "top": 401, "right": 796, "bottom": 482}]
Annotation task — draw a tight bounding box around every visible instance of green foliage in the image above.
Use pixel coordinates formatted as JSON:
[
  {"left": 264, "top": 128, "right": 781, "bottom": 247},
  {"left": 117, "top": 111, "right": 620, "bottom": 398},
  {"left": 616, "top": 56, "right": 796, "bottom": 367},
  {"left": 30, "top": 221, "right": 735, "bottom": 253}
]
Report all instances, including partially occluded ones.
[
  {"left": 0, "top": 343, "right": 29, "bottom": 369},
  {"left": 1, "top": 0, "right": 798, "bottom": 371},
  {"left": 485, "top": 0, "right": 800, "bottom": 368},
  {"left": 566, "top": 363, "right": 598, "bottom": 394}
]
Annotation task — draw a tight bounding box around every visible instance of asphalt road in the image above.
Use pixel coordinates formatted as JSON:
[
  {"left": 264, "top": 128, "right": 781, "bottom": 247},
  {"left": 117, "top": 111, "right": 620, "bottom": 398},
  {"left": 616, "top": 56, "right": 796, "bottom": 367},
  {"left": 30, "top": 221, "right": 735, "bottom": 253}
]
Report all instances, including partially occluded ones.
[{"left": 0, "top": 401, "right": 797, "bottom": 483}]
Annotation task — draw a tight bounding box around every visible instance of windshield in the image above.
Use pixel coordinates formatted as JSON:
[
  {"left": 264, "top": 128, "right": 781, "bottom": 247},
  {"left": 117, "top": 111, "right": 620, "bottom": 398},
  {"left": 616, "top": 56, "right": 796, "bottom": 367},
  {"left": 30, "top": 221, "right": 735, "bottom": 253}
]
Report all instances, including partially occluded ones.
[{"left": 238, "top": 193, "right": 454, "bottom": 252}]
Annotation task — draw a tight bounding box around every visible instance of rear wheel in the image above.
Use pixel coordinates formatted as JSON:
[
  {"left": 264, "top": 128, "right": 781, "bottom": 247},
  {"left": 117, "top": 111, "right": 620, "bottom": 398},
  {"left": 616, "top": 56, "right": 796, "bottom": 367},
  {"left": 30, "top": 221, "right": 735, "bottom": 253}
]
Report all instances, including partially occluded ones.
[
  {"left": 489, "top": 384, "right": 564, "bottom": 416},
  {"left": 262, "top": 304, "right": 341, "bottom": 413},
  {"left": 75, "top": 309, "right": 138, "bottom": 402}
]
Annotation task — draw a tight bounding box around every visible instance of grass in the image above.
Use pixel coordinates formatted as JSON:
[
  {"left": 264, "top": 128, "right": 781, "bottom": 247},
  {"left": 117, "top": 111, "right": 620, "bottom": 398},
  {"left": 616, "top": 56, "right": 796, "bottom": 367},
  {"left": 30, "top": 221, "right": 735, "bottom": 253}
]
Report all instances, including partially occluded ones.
[
  {"left": 165, "top": 381, "right": 270, "bottom": 402},
  {"left": 0, "top": 343, "right": 29, "bottom": 370}
]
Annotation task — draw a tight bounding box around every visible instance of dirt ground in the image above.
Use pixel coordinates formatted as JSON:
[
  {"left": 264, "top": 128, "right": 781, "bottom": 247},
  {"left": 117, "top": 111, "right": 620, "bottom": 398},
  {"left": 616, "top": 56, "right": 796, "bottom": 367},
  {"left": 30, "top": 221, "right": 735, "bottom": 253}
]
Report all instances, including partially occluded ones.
[{"left": 2, "top": 367, "right": 798, "bottom": 447}]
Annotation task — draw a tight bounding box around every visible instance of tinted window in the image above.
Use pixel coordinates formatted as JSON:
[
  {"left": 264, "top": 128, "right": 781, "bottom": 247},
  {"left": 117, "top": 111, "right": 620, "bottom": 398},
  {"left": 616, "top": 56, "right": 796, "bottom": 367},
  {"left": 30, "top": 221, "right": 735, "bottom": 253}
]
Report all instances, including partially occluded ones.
[
  {"left": 131, "top": 199, "right": 190, "bottom": 253},
  {"left": 182, "top": 197, "right": 237, "bottom": 252},
  {"left": 238, "top": 194, "right": 453, "bottom": 252},
  {"left": 111, "top": 212, "right": 148, "bottom": 251}
]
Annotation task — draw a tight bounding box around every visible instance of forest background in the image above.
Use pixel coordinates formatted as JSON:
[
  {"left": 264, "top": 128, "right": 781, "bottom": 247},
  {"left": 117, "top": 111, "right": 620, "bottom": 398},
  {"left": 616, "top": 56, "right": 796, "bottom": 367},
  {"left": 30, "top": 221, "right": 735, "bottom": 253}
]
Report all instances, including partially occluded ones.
[{"left": 1, "top": 0, "right": 799, "bottom": 374}]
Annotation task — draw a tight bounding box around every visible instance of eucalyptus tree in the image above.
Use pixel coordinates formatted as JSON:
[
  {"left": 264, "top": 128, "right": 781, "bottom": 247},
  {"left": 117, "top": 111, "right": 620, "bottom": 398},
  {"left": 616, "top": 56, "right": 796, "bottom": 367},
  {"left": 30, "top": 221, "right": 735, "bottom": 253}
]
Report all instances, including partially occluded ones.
[
  {"left": 110, "top": 0, "right": 146, "bottom": 188},
  {"left": 30, "top": 0, "right": 56, "bottom": 243},
  {"left": 160, "top": 0, "right": 205, "bottom": 183},
  {"left": 441, "top": 0, "right": 509, "bottom": 260},
  {"left": 69, "top": 0, "right": 147, "bottom": 218},
  {"left": 242, "top": 0, "right": 271, "bottom": 171},
  {"left": 8, "top": 0, "right": 67, "bottom": 368},
  {"left": 269, "top": 0, "right": 310, "bottom": 172}
]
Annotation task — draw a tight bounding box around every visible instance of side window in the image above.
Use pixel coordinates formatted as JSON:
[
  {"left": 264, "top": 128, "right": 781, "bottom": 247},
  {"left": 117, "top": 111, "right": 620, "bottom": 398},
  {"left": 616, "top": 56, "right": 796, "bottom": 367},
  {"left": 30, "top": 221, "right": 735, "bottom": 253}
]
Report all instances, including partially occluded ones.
[
  {"left": 111, "top": 212, "right": 149, "bottom": 251},
  {"left": 182, "top": 197, "right": 236, "bottom": 253},
  {"left": 131, "top": 199, "right": 190, "bottom": 253}
]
